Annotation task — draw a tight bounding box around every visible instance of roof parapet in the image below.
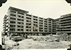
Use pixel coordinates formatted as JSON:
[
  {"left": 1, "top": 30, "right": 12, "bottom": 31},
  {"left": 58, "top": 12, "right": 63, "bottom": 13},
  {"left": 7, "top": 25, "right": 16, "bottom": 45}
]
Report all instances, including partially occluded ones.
[{"left": 8, "top": 6, "right": 29, "bottom": 13}]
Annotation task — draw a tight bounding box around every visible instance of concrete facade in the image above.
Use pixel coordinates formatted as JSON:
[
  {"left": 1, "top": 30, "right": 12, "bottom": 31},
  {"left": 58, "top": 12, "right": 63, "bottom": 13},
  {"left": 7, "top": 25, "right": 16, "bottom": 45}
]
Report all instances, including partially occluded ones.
[
  {"left": 56, "top": 14, "right": 71, "bottom": 35},
  {"left": 3, "top": 7, "right": 56, "bottom": 36},
  {"left": 47, "top": 18, "right": 56, "bottom": 34}
]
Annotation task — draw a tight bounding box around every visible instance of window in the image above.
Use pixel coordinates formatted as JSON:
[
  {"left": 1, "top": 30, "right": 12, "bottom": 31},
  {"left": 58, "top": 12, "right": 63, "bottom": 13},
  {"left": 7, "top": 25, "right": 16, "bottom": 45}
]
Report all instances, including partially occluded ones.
[
  {"left": 33, "top": 16, "right": 38, "bottom": 18},
  {"left": 17, "top": 25, "right": 20, "bottom": 27},
  {"left": 44, "top": 21, "right": 47, "bottom": 22},
  {"left": 49, "top": 24, "right": 51, "bottom": 26},
  {"left": 26, "top": 20, "right": 31, "bottom": 22},
  {"left": 5, "top": 29, "right": 8, "bottom": 31},
  {"left": 26, "top": 14, "right": 31, "bottom": 16},
  {"left": 10, "top": 21, "right": 16, "bottom": 23},
  {"left": 49, "top": 22, "right": 51, "bottom": 23},
  {"left": 18, "top": 15, "right": 24, "bottom": 18},
  {"left": 39, "top": 22, "right": 43, "bottom": 24},
  {"left": 26, "top": 23, "right": 31, "bottom": 25},
  {"left": 17, "top": 25, "right": 23, "bottom": 28},
  {"left": 17, "top": 19, "right": 20, "bottom": 21},
  {"left": 39, "top": 25, "right": 43, "bottom": 26},
  {"left": 44, "top": 30, "right": 47, "bottom": 32},
  {"left": 17, "top": 29, "right": 20, "bottom": 31},
  {"left": 22, "top": 16, "right": 24, "bottom": 18},
  {"left": 26, "top": 29, "right": 28, "bottom": 31},
  {"left": 39, "top": 20, "right": 43, "bottom": 22},
  {"left": 33, "top": 24, "right": 38, "bottom": 27},
  {"left": 39, "top": 27, "right": 43, "bottom": 29},
  {"left": 39, "top": 17, "right": 43, "bottom": 19},
  {"left": 17, "top": 22, "right": 23, "bottom": 24},
  {"left": 10, "top": 29, "right": 15, "bottom": 31},
  {"left": 10, "top": 14, "right": 16, "bottom": 16},
  {"left": 18, "top": 15, "right": 21, "bottom": 18},
  {"left": 44, "top": 28, "right": 47, "bottom": 29},
  {"left": 10, "top": 10, "right": 16, "bottom": 13},
  {"left": 26, "top": 17, "right": 31, "bottom": 19},
  {"left": 26, "top": 26, "right": 31, "bottom": 28},
  {"left": 49, "top": 19, "right": 51, "bottom": 21},
  {"left": 33, "top": 19, "right": 38, "bottom": 21},
  {"left": 44, "top": 23, "right": 47, "bottom": 25},
  {"left": 18, "top": 22, "right": 21, "bottom": 24},
  {"left": 34, "top": 21, "right": 38, "bottom": 23},
  {"left": 26, "top": 29, "right": 31, "bottom": 31},
  {"left": 17, "top": 19, "right": 24, "bottom": 21},
  {"left": 33, "top": 29, "right": 37, "bottom": 31},
  {"left": 10, "top": 25, "right": 15, "bottom": 27},
  {"left": 18, "top": 12, "right": 24, "bottom": 15},
  {"left": 21, "top": 29, "right": 23, "bottom": 31},
  {"left": 10, "top": 18, "right": 16, "bottom": 20},
  {"left": 39, "top": 30, "right": 43, "bottom": 32},
  {"left": 53, "top": 30, "right": 55, "bottom": 32},
  {"left": 6, "top": 26, "right": 8, "bottom": 27}
]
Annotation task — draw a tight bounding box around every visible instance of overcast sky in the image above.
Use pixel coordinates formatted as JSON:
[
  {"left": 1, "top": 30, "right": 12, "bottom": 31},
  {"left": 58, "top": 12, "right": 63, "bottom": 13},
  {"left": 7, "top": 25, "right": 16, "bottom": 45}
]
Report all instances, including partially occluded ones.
[{"left": 0, "top": 0, "right": 71, "bottom": 33}]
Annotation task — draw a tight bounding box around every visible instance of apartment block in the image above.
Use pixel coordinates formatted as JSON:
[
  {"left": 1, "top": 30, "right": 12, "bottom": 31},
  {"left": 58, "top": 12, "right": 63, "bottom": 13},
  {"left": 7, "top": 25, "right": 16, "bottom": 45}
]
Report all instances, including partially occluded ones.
[
  {"left": 3, "top": 7, "right": 56, "bottom": 36},
  {"left": 59, "top": 14, "right": 71, "bottom": 35}
]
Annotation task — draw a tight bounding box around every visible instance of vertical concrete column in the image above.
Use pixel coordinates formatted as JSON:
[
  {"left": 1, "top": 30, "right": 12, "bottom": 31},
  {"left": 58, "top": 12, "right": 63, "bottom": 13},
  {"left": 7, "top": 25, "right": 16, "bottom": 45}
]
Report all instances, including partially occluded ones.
[
  {"left": 15, "top": 11, "right": 18, "bottom": 32},
  {"left": 24, "top": 13, "right": 26, "bottom": 32},
  {"left": 31, "top": 15, "right": 33, "bottom": 32},
  {"left": 51, "top": 20, "right": 52, "bottom": 34},
  {"left": 23, "top": 14, "right": 24, "bottom": 32},
  {"left": 7, "top": 10, "right": 10, "bottom": 36},
  {"left": 38, "top": 17, "right": 39, "bottom": 32},
  {"left": 43, "top": 18, "right": 44, "bottom": 32},
  {"left": 47, "top": 19, "right": 49, "bottom": 33}
]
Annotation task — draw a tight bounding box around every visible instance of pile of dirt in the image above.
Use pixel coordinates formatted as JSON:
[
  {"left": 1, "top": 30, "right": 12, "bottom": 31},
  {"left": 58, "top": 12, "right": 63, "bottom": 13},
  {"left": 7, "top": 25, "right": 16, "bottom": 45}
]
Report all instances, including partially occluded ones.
[
  {"left": 28, "top": 35, "right": 60, "bottom": 42},
  {"left": 58, "top": 34, "right": 71, "bottom": 41},
  {"left": 4, "top": 36, "right": 71, "bottom": 49}
]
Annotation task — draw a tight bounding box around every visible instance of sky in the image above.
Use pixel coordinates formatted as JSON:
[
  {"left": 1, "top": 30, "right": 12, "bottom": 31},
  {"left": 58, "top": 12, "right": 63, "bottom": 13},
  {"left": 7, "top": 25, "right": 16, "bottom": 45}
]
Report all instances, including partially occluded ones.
[{"left": 0, "top": 0, "right": 71, "bottom": 39}]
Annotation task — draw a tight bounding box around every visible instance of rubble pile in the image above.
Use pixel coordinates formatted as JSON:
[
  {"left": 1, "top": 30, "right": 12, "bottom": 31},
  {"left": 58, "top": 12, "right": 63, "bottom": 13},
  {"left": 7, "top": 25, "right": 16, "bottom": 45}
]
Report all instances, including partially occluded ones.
[
  {"left": 28, "top": 35, "right": 60, "bottom": 42},
  {"left": 3, "top": 35, "right": 71, "bottom": 49}
]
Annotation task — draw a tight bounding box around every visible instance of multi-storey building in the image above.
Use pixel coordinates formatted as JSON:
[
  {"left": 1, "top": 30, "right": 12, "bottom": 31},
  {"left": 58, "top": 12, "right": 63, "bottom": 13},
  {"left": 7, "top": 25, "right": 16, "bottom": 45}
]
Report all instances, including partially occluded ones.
[
  {"left": 4, "top": 7, "right": 28, "bottom": 36},
  {"left": 3, "top": 7, "right": 56, "bottom": 36},
  {"left": 59, "top": 14, "right": 71, "bottom": 35}
]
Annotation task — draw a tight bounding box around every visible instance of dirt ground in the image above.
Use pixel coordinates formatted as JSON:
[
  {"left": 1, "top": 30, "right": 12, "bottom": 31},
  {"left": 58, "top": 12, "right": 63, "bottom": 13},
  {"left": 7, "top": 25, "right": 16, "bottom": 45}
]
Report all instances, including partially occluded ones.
[{"left": 4, "top": 35, "right": 71, "bottom": 49}]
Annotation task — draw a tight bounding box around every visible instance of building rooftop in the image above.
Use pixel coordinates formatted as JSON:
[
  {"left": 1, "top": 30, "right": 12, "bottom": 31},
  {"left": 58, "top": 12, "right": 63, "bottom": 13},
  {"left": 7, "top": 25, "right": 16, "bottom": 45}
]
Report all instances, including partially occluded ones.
[
  {"left": 9, "top": 6, "right": 29, "bottom": 13},
  {"left": 47, "top": 18, "right": 54, "bottom": 20},
  {"left": 61, "top": 14, "right": 71, "bottom": 18}
]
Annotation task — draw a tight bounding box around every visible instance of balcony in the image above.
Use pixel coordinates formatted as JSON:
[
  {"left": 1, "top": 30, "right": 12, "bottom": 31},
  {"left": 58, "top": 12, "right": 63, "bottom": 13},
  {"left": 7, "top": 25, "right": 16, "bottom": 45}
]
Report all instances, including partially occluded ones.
[
  {"left": 18, "top": 15, "right": 24, "bottom": 18},
  {"left": 33, "top": 16, "right": 38, "bottom": 18},
  {"left": 10, "top": 13, "right": 16, "bottom": 17},
  {"left": 33, "top": 19, "right": 38, "bottom": 21},
  {"left": 10, "top": 10, "right": 16, "bottom": 13},
  {"left": 10, "top": 17, "right": 16, "bottom": 21},
  {"left": 18, "top": 11, "right": 24, "bottom": 15}
]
